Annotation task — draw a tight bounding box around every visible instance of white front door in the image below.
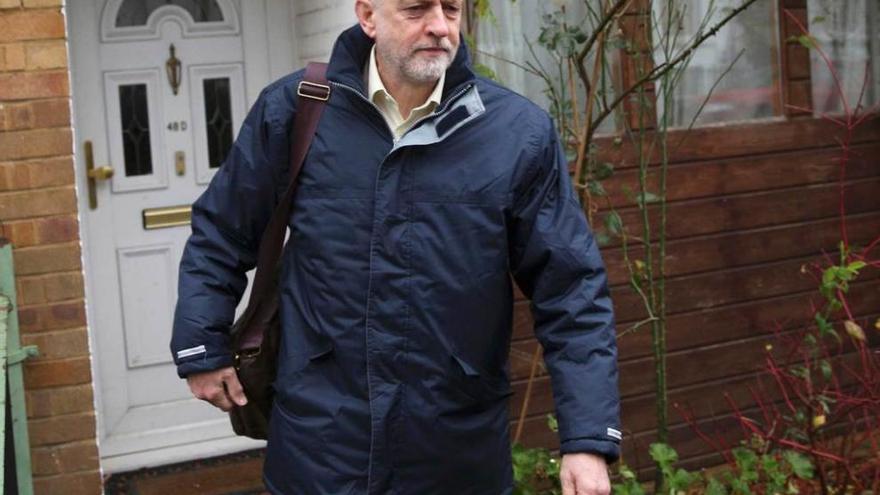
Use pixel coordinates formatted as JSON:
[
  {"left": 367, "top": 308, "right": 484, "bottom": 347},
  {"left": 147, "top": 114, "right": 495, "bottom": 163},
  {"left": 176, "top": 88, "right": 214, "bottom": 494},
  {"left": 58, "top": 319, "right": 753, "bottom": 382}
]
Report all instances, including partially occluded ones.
[{"left": 68, "top": 0, "right": 296, "bottom": 473}]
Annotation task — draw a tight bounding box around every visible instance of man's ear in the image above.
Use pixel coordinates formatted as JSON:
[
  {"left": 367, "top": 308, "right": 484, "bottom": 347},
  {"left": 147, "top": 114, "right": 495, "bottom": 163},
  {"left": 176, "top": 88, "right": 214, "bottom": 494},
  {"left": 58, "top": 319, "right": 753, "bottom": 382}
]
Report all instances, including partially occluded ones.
[{"left": 355, "top": 0, "right": 378, "bottom": 39}]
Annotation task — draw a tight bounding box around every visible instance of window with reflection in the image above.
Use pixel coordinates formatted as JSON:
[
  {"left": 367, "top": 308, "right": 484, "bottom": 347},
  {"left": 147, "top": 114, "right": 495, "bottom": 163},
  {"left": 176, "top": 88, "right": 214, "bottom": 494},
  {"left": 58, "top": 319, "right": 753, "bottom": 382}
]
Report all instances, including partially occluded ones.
[
  {"left": 806, "top": 0, "right": 879, "bottom": 115},
  {"left": 475, "top": 0, "right": 618, "bottom": 135},
  {"left": 115, "top": 0, "right": 224, "bottom": 27},
  {"left": 652, "top": 0, "right": 782, "bottom": 127}
]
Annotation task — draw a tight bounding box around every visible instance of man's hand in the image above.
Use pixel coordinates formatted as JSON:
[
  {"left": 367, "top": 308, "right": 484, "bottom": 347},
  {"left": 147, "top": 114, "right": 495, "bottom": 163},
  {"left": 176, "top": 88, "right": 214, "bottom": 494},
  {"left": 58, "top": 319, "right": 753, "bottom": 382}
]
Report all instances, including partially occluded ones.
[
  {"left": 186, "top": 366, "right": 248, "bottom": 412},
  {"left": 560, "top": 452, "right": 611, "bottom": 495}
]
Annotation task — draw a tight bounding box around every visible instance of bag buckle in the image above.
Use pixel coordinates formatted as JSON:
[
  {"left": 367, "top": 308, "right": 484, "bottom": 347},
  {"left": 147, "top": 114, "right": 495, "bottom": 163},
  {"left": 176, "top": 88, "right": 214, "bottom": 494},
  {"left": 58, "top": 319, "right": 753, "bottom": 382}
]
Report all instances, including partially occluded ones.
[
  {"left": 297, "top": 81, "right": 330, "bottom": 101},
  {"left": 233, "top": 347, "right": 261, "bottom": 369}
]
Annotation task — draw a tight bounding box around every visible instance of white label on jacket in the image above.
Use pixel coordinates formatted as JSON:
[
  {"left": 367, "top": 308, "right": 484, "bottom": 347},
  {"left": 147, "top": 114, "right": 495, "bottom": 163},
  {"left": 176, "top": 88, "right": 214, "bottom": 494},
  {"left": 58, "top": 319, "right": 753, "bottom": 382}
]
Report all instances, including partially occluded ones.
[
  {"left": 177, "top": 345, "right": 206, "bottom": 359},
  {"left": 606, "top": 427, "right": 622, "bottom": 440}
]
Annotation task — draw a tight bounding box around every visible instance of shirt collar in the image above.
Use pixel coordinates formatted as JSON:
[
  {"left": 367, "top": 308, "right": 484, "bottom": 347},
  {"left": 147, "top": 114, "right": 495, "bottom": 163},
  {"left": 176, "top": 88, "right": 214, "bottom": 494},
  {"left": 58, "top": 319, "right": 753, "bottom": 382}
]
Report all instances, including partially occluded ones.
[{"left": 366, "top": 45, "right": 445, "bottom": 111}]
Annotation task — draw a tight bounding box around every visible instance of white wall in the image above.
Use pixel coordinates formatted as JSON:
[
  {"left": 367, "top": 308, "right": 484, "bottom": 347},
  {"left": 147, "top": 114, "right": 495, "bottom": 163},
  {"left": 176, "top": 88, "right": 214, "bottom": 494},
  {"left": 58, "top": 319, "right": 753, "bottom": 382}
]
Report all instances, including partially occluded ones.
[{"left": 292, "top": 0, "right": 357, "bottom": 62}]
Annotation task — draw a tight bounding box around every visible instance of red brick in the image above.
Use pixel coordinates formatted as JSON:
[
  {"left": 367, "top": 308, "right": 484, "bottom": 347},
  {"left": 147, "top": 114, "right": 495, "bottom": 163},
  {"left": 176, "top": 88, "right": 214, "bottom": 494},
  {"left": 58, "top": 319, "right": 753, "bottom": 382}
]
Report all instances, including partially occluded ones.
[
  {"left": 34, "top": 214, "right": 79, "bottom": 244},
  {"left": 12, "top": 271, "right": 85, "bottom": 308},
  {"left": 13, "top": 242, "right": 80, "bottom": 275},
  {"left": 0, "top": 99, "right": 70, "bottom": 131},
  {"left": 1, "top": 215, "right": 79, "bottom": 247},
  {"left": 33, "top": 469, "right": 102, "bottom": 495},
  {"left": 16, "top": 274, "right": 44, "bottom": 305},
  {"left": 26, "top": 384, "right": 94, "bottom": 418},
  {"left": 29, "top": 98, "right": 70, "bottom": 127},
  {"left": 0, "top": 187, "right": 77, "bottom": 220},
  {"left": 0, "top": 70, "right": 68, "bottom": 100},
  {"left": 0, "top": 157, "right": 30, "bottom": 189},
  {"left": 22, "top": 327, "right": 88, "bottom": 360},
  {"left": 0, "top": 9, "right": 65, "bottom": 42},
  {"left": 24, "top": 356, "right": 92, "bottom": 389},
  {"left": 0, "top": 156, "right": 75, "bottom": 191},
  {"left": 31, "top": 440, "right": 99, "bottom": 476},
  {"left": 17, "top": 300, "right": 87, "bottom": 333},
  {"left": 1, "top": 217, "right": 37, "bottom": 246},
  {"left": 22, "top": 0, "right": 62, "bottom": 6},
  {"left": 25, "top": 39, "right": 66, "bottom": 69},
  {"left": 28, "top": 411, "right": 96, "bottom": 446},
  {"left": 42, "top": 271, "right": 83, "bottom": 301},
  {"left": 0, "top": 127, "right": 72, "bottom": 160},
  {"left": 0, "top": 42, "right": 26, "bottom": 70}
]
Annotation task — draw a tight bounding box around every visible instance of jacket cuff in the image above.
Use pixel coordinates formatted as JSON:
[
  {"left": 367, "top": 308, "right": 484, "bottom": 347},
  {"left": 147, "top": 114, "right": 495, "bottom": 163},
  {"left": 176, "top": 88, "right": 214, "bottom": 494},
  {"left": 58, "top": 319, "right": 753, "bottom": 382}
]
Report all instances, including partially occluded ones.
[
  {"left": 559, "top": 437, "right": 621, "bottom": 465},
  {"left": 175, "top": 350, "right": 235, "bottom": 378}
]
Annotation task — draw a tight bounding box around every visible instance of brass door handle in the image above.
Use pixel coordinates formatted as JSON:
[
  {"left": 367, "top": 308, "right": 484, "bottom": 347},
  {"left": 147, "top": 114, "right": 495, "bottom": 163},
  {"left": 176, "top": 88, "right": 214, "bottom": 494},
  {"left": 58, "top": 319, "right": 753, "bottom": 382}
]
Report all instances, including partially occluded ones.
[
  {"left": 84, "top": 140, "right": 114, "bottom": 210},
  {"left": 88, "top": 166, "right": 114, "bottom": 180}
]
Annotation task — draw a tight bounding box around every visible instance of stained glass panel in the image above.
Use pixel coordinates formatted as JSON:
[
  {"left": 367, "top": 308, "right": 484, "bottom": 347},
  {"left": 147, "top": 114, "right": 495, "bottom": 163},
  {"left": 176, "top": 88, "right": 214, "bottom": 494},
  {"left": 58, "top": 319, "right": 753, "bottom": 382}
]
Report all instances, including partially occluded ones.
[
  {"left": 203, "top": 77, "right": 233, "bottom": 168},
  {"left": 116, "top": 0, "right": 224, "bottom": 27},
  {"left": 118, "top": 84, "right": 153, "bottom": 177}
]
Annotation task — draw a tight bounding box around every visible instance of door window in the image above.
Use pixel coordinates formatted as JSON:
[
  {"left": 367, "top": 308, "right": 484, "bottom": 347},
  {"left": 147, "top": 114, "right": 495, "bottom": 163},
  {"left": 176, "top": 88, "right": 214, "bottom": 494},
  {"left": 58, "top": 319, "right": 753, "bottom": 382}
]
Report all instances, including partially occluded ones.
[
  {"left": 118, "top": 83, "right": 155, "bottom": 177},
  {"left": 202, "top": 77, "right": 233, "bottom": 168},
  {"left": 115, "top": 0, "right": 225, "bottom": 27}
]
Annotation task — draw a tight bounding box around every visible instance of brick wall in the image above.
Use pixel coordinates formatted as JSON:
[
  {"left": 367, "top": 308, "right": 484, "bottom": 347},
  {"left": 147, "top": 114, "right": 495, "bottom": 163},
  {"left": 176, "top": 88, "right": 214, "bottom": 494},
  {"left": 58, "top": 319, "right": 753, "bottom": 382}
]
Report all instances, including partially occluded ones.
[{"left": 0, "top": 1, "right": 101, "bottom": 494}]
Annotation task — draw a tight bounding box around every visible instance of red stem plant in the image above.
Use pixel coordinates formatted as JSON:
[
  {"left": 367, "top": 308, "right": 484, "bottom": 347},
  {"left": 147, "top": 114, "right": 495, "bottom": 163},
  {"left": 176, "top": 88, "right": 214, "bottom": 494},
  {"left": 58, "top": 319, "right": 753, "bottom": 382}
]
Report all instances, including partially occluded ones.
[{"left": 673, "top": 8, "right": 880, "bottom": 495}]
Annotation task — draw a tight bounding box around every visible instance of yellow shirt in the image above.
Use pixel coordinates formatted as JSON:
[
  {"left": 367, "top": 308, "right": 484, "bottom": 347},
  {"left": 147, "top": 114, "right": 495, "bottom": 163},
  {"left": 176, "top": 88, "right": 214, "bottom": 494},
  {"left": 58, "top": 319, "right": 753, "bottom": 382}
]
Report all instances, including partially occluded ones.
[{"left": 366, "top": 45, "right": 445, "bottom": 141}]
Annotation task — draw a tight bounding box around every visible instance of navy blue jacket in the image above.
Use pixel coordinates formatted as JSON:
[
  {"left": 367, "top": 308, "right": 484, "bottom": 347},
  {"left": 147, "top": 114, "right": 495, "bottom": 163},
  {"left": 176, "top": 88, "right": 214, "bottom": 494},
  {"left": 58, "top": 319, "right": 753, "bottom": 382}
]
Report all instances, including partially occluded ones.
[{"left": 171, "top": 24, "right": 621, "bottom": 494}]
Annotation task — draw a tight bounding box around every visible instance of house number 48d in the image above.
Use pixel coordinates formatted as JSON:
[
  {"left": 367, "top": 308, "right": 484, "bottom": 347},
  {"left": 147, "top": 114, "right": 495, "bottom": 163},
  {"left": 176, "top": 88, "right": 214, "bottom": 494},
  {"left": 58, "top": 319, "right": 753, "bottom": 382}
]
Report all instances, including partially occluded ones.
[{"left": 167, "top": 121, "right": 187, "bottom": 131}]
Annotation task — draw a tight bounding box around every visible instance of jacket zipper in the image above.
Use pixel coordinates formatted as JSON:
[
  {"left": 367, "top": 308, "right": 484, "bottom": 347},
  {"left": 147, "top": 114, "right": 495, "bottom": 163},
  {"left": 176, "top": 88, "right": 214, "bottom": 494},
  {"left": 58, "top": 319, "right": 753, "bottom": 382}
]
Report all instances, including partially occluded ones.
[{"left": 326, "top": 78, "right": 474, "bottom": 493}]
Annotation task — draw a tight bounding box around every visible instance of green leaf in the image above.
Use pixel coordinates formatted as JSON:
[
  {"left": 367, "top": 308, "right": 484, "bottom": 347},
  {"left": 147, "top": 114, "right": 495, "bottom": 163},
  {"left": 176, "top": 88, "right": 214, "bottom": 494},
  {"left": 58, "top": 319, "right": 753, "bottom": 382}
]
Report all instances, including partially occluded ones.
[
  {"left": 846, "top": 260, "right": 867, "bottom": 273},
  {"left": 787, "top": 34, "right": 816, "bottom": 50},
  {"left": 604, "top": 211, "right": 623, "bottom": 236},
  {"left": 705, "top": 476, "right": 727, "bottom": 495},
  {"left": 473, "top": 63, "right": 498, "bottom": 81},
  {"left": 788, "top": 364, "right": 808, "bottom": 379},
  {"left": 636, "top": 191, "right": 660, "bottom": 206},
  {"left": 546, "top": 413, "right": 558, "bottom": 432},
  {"left": 648, "top": 442, "right": 678, "bottom": 466},
  {"left": 814, "top": 313, "right": 833, "bottom": 337},
  {"left": 819, "top": 359, "right": 832, "bottom": 380},
  {"left": 588, "top": 180, "right": 607, "bottom": 197},
  {"left": 611, "top": 465, "right": 645, "bottom": 495},
  {"left": 594, "top": 161, "right": 615, "bottom": 180},
  {"left": 732, "top": 447, "right": 758, "bottom": 482},
  {"left": 668, "top": 467, "right": 696, "bottom": 489},
  {"left": 783, "top": 450, "right": 814, "bottom": 479}
]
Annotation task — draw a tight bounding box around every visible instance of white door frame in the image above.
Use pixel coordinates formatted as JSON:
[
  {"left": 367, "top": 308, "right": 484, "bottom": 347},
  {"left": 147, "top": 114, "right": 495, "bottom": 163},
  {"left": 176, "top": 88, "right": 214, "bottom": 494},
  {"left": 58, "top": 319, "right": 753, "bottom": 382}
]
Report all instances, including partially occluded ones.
[{"left": 66, "top": 0, "right": 299, "bottom": 474}]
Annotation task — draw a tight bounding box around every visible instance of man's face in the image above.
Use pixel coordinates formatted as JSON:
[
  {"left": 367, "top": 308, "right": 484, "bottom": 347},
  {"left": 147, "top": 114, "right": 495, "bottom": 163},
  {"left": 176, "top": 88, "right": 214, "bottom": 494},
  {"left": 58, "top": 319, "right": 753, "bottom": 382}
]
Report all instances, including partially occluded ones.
[{"left": 370, "top": 0, "right": 462, "bottom": 84}]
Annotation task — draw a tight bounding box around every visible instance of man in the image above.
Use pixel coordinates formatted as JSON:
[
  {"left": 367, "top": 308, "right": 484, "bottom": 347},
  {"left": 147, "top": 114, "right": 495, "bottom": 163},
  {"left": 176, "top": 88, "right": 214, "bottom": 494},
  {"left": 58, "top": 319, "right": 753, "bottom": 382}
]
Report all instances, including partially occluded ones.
[{"left": 170, "top": 0, "right": 621, "bottom": 493}]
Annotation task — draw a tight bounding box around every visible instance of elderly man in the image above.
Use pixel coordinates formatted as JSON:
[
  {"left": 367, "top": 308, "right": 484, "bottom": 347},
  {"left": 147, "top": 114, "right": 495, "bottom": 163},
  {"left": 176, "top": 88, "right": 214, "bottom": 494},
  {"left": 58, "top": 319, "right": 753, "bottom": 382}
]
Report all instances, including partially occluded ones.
[{"left": 170, "top": 0, "right": 621, "bottom": 493}]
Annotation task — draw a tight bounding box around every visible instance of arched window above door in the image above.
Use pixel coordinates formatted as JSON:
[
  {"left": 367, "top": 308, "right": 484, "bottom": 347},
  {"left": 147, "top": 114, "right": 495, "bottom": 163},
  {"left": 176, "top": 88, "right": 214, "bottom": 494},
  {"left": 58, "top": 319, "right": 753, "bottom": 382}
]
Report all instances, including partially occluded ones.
[
  {"left": 116, "top": 0, "right": 225, "bottom": 27},
  {"left": 101, "top": 0, "right": 239, "bottom": 42}
]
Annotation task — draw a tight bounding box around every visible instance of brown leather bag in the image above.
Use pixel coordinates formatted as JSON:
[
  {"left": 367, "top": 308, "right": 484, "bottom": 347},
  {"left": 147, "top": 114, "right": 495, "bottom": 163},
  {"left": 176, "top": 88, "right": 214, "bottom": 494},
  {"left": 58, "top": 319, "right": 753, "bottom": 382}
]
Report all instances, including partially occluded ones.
[{"left": 228, "top": 62, "right": 330, "bottom": 439}]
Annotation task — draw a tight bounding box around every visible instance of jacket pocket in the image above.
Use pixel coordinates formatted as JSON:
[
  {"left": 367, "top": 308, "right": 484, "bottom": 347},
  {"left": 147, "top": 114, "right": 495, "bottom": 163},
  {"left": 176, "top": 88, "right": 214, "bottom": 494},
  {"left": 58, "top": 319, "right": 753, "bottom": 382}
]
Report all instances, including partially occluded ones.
[
  {"left": 290, "top": 338, "right": 335, "bottom": 374},
  {"left": 447, "top": 351, "right": 513, "bottom": 404}
]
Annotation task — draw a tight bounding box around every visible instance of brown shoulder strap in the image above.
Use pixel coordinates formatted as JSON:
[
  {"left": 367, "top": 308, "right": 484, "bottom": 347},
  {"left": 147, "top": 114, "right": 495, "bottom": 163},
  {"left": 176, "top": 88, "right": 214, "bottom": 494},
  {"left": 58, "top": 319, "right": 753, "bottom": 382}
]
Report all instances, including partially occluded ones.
[{"left": 237, "top": 62, "right": 329, "bottom": 349}]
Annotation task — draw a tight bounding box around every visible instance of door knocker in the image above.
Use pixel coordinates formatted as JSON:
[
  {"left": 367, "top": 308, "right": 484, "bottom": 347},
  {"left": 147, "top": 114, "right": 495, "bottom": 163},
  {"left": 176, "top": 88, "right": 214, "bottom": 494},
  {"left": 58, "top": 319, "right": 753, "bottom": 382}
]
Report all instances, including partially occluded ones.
[{"left": 166, "top": 43, "right": 182, "bottom": 96}]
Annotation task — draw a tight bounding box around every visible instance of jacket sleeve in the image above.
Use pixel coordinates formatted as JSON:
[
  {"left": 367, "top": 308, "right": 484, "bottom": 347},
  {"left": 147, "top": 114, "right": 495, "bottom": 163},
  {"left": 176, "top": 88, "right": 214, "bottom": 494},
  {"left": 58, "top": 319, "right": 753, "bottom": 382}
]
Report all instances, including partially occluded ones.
[
  {"left": 170, "top": 86, "right": 292, "bottom": 378},
  {"left": 507, "top": 113, "right": 622, "bottom": 464}
]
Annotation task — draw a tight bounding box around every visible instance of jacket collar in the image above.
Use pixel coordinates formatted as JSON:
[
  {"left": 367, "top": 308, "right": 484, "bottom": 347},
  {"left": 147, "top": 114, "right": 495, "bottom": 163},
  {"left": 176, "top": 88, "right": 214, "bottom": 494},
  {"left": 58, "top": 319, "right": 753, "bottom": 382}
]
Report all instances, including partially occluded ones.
[{"left": 326, "top": 24, "right": 477, "bottom": 103}]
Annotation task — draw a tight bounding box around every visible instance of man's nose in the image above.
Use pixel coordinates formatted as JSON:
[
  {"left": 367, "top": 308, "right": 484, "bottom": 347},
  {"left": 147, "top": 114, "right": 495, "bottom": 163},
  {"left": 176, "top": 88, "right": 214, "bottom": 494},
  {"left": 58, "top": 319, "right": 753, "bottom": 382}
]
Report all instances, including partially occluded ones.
[{"left": 424, "top": 5, "right": 450, "bottom": 39}]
